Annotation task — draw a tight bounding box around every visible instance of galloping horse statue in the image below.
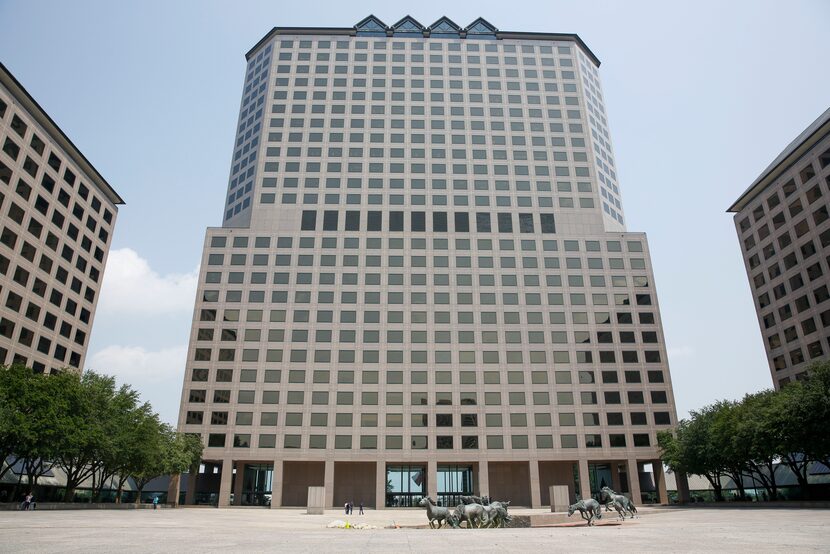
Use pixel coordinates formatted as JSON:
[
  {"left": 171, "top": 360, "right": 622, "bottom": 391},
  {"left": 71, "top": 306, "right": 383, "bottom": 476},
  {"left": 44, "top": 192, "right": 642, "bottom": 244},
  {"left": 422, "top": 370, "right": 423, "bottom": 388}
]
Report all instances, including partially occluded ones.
[
  {"left": 567, "top": 498, "right": 602, "bottom": 526},
  {"left": 600, "top": 486, "right": 638, "bottom": 519}
]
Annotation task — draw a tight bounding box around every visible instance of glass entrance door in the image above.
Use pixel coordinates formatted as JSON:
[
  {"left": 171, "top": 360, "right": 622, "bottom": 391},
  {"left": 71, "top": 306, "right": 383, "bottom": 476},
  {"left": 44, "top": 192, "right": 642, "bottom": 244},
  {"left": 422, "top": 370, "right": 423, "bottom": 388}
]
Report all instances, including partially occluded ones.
[
  {"left": 386, "top": 465, "right": 426, "bottom": 507},
  {"left": 588, "top": 463, "right": 613, "bottom": 501},
  {"left": 242, "top": 464, "right": 273, "bottom": 506},
  {"left": 437, "top": 465, "right": 473, "bottom": 507}
]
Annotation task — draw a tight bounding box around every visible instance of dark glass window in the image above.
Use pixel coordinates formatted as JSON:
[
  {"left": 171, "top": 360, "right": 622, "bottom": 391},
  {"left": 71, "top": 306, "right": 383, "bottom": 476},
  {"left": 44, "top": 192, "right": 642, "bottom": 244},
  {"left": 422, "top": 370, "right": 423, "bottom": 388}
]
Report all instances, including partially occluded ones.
[
  {"left": 633, "top": 434, "right": 650, "bottom": 447},
  {"left": 436, "top": 414, "right": 453, "bottom": 426},
  {"left": 433, "top": 212, "right": 447, "bottom": 232},
  {"left": 389, "top": 211, "right": 404, "bottom": 231},
  {"left": 345, "top": 210, "right": 360, "bottom": 230},
  {"left": 540, "top": 213, "right": 556, "bottom": 233},
  {"left": 497, "top": 213, "right": 513, "bottom": 232},
  {"left": 323, "top": 210, "right": 338, "bottom": 230},
  {"left": 301, "top": 210, "right": 316, "bottom": 230},
  {"left": 367, "top": 211, "right": 382, "bottom": 230},
  {"left": 411, "top": 211, "right": 426, "bottom": 231},
  {"left": 436, "top": 436, "right": 453, "bottom": 449},
  {"left": 454, "top": 212, "right": 469, "bottom": 232},
  {"left": 476, "top": 212, "right": 491, "bottom": 232},
  {"left": 519, "top": 213, "right": 534, "bottom": 233}
]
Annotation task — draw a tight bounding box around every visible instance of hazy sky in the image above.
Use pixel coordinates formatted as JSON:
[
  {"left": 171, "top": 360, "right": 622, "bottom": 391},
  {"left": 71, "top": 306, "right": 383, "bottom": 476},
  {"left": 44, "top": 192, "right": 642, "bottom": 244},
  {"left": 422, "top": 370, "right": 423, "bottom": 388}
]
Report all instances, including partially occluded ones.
[{"left": 1, "top": 0, "right": 827, "bottom": 424}]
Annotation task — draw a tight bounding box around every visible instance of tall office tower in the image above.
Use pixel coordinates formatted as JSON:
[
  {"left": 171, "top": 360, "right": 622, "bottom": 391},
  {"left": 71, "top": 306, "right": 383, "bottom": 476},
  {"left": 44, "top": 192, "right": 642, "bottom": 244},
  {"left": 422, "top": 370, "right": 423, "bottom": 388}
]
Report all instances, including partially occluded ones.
[
  {"left": 0, "top": 63, "right": 123, "bottom": 374},
  {"left": 174, "top": 16, "right": 678, "bottom": 509},
  {"left": 729, "top": 108, "right": 830, "bottom": 389}
]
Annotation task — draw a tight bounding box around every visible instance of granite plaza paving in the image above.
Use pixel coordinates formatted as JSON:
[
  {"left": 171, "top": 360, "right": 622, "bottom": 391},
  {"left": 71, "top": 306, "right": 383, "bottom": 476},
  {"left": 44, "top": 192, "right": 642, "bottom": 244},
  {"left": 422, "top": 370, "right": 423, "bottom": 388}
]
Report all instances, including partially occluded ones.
[{"left": 2, "top": 506, "right": 829, "bottom": 552}]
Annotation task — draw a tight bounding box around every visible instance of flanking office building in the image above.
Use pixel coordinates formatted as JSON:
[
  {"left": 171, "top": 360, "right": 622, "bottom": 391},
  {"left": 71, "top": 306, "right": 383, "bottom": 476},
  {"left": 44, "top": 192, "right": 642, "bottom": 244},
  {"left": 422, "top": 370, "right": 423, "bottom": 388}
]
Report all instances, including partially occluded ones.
[
  {"left": 0, "top": 63, "right": 123, "bottom": 374},
  {"left": 729, "top": 108, "right": 830, "bottom": 388},
  {"left": 173, "top": 16, "right": 679, "bottom": 508}
]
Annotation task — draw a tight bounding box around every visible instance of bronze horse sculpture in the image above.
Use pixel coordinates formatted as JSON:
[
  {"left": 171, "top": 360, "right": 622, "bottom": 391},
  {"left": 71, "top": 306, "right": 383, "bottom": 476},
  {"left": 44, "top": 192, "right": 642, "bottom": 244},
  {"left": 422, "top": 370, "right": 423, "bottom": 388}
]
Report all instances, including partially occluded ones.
[
  {"left": 418, "top": 497, "right": 451, "bottom": 528},
  {"left": 567, "top": 499, "right": 602, "bottom": 526},
  {"left": 600, "top": 486, "right": 638, "bottom": 519}
]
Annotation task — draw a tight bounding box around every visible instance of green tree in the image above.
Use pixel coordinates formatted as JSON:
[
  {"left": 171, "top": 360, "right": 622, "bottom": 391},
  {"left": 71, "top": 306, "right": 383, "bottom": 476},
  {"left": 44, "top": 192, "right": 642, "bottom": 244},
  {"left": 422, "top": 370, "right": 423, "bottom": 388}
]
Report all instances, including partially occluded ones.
[
  {"left": 90, "top": 386, "right": 146, "bottom": 502},
  {"left": 167, "top": 432, "right": 203, "bottom": 477},
  {"left": 130, "top": 426, "right": 203, "bottom": 503},
  {"left": 112, "top": 404, "right": 164, "bottom": 503},
  {"left": 1, "top": 363, "right": 199, "bottom": 504},
  {"left": 798, "top": 361, "right": 830, "bottom": 470},
  {"left": 733, "top": 391, "right": 782, "bottom": 500},
  {"left": 772, "top": 361, "right": 830, "bottom": 499},
  {"left": 0, "top": 366, "right": 74, "bottom": 493},
  {"left": 56, "top": 371, "right": 128, "bottom": 502},
  {"left": 658, "top": 404, "right": 728, "bottom": 501},
  {"left": 0, "top": 365, "right": 29, "bottom": 481},
  {"left": 711, "top": 400, "right": 753, "bottom": 500},
  {"left": 775, "top": 382, "right": 814, "bottom": 498}
]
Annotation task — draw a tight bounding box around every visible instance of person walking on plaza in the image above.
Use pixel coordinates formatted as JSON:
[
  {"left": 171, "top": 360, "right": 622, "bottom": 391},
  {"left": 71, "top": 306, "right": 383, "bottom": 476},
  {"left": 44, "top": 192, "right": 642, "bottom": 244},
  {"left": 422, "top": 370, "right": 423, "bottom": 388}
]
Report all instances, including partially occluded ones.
[
  {"left": 359, "top": 501, "right": 364, "bottom": 515},
  {"left": 23, "top": 492, "right": 33, "bottom": 511},
  {"left": 344, "top": 501, "right": 349, "bottom": 515},
  {"left": 153, "top": 496, "right": 159, "bottom": 510}
]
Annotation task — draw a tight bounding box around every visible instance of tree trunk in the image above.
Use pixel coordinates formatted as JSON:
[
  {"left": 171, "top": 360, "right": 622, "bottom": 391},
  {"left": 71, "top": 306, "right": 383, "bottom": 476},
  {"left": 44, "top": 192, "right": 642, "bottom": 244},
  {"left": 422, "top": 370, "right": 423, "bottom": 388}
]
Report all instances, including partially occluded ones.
[
  {"left": 745, "top": 464, "right": 769, "bottom": 499},
  {"left": 737, "top": 477, "right": 747, "bottom": 500},
  {"left": 115, "top": 475, "right": 128, "bottom": 504},
  {"left": 766, "top": 461, "right": 779, "bottom": 501},
  {"left": 90, "top": 470, "right": 99, "bottom": 503},
  {"left": 93, "top": 469, "right": 109, "bottom": 503},
  {"left": 704, "top": 474, "right": 724, "bottom": 502},
  {"left": 782, "top": 455, "right": 810, "bottom": 499},
  {"left": 13, "top": 467, "right": 24, "bottom": 504}
]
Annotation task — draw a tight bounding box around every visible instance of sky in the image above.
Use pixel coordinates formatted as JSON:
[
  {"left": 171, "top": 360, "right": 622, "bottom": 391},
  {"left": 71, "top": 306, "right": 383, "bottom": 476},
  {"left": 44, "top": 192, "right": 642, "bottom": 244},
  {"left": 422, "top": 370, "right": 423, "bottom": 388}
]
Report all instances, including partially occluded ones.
[{"left": 1, "top": 0, "right": 828, "bottom": 425}]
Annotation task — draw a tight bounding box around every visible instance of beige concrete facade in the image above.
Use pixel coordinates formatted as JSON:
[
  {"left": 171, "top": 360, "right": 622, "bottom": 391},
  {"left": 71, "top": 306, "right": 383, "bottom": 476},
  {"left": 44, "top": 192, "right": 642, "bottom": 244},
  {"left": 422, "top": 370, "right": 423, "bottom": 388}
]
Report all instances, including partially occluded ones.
[
  {"left": 173, "top": 17, "right": 677, "bottom": 509},
  {"left": 0, "top": 63, "right": 123, "bottom": 373},
  {"left": 729, "top": 108, "right": 830, "bottom": 388}
]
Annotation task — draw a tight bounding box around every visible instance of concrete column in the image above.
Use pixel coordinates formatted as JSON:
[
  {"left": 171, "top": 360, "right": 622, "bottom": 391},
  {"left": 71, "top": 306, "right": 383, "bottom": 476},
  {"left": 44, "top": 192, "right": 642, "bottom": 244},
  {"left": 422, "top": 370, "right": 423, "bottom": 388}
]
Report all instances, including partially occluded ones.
[
  {"left": 167, "top": 473, "right": 180, "bottom": 507},
  {"left": 375, "top": 461, "right": 387, "bottom": 509},
  {"left": 610, "top": 463, "right": 621, "bottom": 492},
  {"left": 577, "top": 459, "right": 591, "bottom": 501},
  {"left": 654, "top": 461, "right": 669, "bottom": 505},
  {"left": 477, "top": 460, "right": 489, "bottom": 498},
  {"left": 529, "top": 461, "right": 542, "bottom": 508},
  {"left": 627, "top": 458, "right": 642, "bottom": 505},
  {"left": 676, "top": 472, "right": 691, "bottom": 504},
  {"left": 270, "top": 460, "right": 283, "bottom": 508},
  {"left": 232, "top": 462, "right": 245, "bottom": 506},
  {"left": 217, "top": 459, "right": 233, "bottom": 508},
  {"left": 324, "top": 460, "right": 335, "bottom": 508},
  {"left": 184, "top": 462, "right": 198, "bottom": 505},
  {"left": 427, "top": 459, "right": 438, "bottom": 500}
]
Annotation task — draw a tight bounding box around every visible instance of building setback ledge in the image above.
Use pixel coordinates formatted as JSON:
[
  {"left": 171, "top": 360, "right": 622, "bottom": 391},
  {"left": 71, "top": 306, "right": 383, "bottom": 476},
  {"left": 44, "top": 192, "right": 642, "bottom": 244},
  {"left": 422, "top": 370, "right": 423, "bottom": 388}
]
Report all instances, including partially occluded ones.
[{"left": 245, "top": 18, "right": 600, "bottom": 67}]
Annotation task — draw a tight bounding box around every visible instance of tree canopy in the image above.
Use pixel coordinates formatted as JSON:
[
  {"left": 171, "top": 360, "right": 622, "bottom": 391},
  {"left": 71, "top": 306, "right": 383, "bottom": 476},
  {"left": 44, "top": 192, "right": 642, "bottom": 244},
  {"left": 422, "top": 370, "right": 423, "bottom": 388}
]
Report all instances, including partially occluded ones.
[
  {"left": 0, "top": 364, "right": 202, "bottom": 502},
  {"left": 658, "top": 360, "right": 830, "bottom": 500}
]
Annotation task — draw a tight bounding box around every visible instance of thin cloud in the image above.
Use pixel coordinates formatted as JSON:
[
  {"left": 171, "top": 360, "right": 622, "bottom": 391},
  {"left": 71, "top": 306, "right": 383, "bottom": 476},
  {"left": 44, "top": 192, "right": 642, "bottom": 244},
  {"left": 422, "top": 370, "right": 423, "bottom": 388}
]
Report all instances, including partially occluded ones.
[
  {"left": 97, "top": 248, "right": 198, "bottom": 316},
  {"left": 87, "top": 344, "right": 187, "bottom": 424},
  {"left": 667, "top": 345, "right": 695, "bottom": 360}
]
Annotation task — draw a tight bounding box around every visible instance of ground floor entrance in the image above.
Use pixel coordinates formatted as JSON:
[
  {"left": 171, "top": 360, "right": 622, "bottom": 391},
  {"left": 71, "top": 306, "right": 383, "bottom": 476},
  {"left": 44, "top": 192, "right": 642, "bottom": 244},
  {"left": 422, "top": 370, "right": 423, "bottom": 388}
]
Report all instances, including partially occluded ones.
[
  {"left": 385, "top": 465, "right": 426, "bottom": 507},
  {"left": 171, "top": 457, "right": 671, "bottom": 509},
  {"left": 240, "top": 463, "right": 273, "bottom": 506}
]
